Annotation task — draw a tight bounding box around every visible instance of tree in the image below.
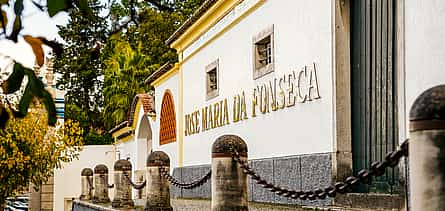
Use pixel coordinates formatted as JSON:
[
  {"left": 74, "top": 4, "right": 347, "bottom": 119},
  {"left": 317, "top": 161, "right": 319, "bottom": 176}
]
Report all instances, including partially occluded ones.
[
  {"left": 54, "top": 0, "right": 111, "bottom": 144},
  {"left": 0, "top": 0, "right": 200, "bottom": 127},
  {"left": 0, "top": 105, "right": 83, "bottom": 206},
  {"left": 102, "top": 0, "right": 205, "bottom": 129},
  {"left": 103, "top": 40, "right": 152, "bottom": 129}
]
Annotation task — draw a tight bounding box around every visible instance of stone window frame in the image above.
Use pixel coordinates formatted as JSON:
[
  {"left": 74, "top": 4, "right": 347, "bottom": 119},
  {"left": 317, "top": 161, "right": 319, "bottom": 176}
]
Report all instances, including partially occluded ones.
[
  {"left": 252, "top": 24, "right": 275, "bottom": 79},
  {"left": 205, "top": 59, "right": 219, "bottom": 100}
]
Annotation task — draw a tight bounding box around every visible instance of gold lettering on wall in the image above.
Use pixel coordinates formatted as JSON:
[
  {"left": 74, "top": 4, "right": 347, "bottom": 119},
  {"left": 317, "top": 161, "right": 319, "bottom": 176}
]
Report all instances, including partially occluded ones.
[
  {"left": 202, "top": 107, "right": 208, "bottom": 131},
  {"left": 184, "top": 62, "right": 322, "bottom": 137},
  {"left": 308, "top": 62, "right": 321, "bottom": 101},
  {"left": 269, "top": 80, "right": 277, "bottom": 111},
  {"left": 240, "top": 91, "right": 248, "bottom": 120},
  {"left": 223, "top": 99, "right": 230, "bottom": 126},
  {"left": 194, "top": 110, "right": 200, "bottom": 133},
  {"left": 233, "top": 91, "right": 248, "bottom": 122},
  {"left": 297, "top": 67, "right": 307, "bottom": 103},
  {"left": 184, "top": 110, "right": 200, "bottom": 136},
  {"left": 260, "top": 84, "right": 269, "bottom": 113},
  {"left": 233, "top": 94, "right": 240, "bottom": 122},
  {"left": 184, "top": 115, "right": 189, "bottom": 136},
  {"left": 213, "top": 102, "right": 220, "bottom": 128},
  {"left": 286, "top": 72, "right": 296, "bottom": 107},
  {"left": 208, "top": 105, "right": 214, "bottom": 129},
  {"left": 252, "top": 88, "right": 258, "bottom": 117},
  {"left": 278, "top": 75, "right": 286, "bottom": 109}
]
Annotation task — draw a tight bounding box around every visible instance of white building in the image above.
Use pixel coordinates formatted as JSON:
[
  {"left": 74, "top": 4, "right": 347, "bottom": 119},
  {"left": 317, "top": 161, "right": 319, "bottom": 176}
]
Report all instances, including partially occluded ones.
[{"left": 60, "top": 0, "right": 445, "bottom": 210}]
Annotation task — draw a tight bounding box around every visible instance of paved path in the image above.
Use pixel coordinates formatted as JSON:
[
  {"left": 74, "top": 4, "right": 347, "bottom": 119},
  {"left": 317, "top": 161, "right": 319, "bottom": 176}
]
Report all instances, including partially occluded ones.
[{"left": 171, "top": 199, "right": 385, "bottom": 211}]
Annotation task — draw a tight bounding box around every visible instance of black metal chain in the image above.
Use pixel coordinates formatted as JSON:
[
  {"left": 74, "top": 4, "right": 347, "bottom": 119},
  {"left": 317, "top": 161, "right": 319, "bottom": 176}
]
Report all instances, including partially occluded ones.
[
  {"left": 86, "top": 176, "right": 94, "bottom": 190},
  {"left": 123, "top": 172, "right": 146, "bottom": 190},
  {"left": 230, "top": 139, "right": 409, "bottom": 201},
  {"left": 159, "top": 166, "right": 211, "bottom": 190}
]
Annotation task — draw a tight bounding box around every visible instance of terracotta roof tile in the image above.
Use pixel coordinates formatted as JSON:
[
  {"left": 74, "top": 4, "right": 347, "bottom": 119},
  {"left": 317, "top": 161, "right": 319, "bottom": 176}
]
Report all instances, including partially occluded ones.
[{"left": 128, "top": 93, "right": 155, "bottom": 126}]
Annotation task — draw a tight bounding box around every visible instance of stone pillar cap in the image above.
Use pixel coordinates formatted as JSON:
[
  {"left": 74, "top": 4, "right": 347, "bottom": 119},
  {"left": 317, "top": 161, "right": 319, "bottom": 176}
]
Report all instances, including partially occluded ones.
[
  {"left": 94, "top": 164, "right": 109, "bottom": 174},
  {"left": 212, "top": 134, "right": 248, "bottom": 157},
  {"left": 114, "top": 159, "right": 132, "bottom": 171},
  {"left": 147, "top": 151, "right": 170, "bottom": 167},
  {"left": 81, "top": 168, "right": 93, "bottom": 176},
  {"left": 410, "top": 85, "right": 445, "bottom": 131}
]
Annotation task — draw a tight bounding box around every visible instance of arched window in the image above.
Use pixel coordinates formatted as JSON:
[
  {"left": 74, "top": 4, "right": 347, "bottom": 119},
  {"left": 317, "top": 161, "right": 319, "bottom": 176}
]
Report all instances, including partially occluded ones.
[{"left": 159, "top": 91, "right": 176, "bottom": 145}]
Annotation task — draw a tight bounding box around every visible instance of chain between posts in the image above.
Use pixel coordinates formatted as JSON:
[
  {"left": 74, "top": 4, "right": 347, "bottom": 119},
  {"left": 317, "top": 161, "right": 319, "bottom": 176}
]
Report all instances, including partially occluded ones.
[
  {"left": 230, "top": 139, "right": 409, "bottom": 201},
  {"left": 123, "top": 172, "right": 146, "bottom": 190},
  {"left": 159, "top": 166, "right": 211, "bottom": 190},
  {"left": 87, "top": 176, "right": 94, "bottom": 190}
]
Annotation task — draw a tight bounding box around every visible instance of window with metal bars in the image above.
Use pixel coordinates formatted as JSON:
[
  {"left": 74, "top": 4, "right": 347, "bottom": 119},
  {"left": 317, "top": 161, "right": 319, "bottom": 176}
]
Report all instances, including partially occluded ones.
[
  {"left": 206, "top": 59, "right": 219, "bottom": 100},
  {"left": 253, "top": 25, "right": 274, "bottom": 79}
]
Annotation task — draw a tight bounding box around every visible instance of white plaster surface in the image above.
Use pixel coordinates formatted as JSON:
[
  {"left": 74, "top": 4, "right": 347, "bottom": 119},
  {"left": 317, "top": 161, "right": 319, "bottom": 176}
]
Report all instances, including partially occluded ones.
[
  {"left": 180, "top": 0, "right": 334, "bottom": 166},
  {"left": 152, "top": 74, "right": 181, "bottom": 169},
  {"left": 53, "top": 145, "right": 115, "bottom": 211},
  {"left": 404, "top": 0, "right": 445, "bottom": 129}
]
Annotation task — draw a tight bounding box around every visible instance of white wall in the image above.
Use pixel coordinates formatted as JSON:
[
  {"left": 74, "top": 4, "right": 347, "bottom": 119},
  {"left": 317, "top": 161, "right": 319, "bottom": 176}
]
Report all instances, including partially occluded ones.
[
  {"left": 53, "top": 145, "right": 115, "bottom": 211},
  {"left": 180, "top": 0, "right": 334, "bottom": 166},
  {"left": 153, "top": 74, "right": 181, "bottom": 168},
  {"left": 404, "top": 0, "right": 445, "bottom": 134},
  {"left": 133, "top": 105, "right": 153, "bottom": 170},
  {"left": 116, "top": 140, "right": 137, "bottom": 166}
]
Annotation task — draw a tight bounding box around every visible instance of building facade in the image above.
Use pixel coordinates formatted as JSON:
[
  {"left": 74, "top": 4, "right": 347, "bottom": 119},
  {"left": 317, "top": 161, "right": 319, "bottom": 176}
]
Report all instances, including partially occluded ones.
[{"left": 96, "top": 0, "right": 445, "bottom": 209}]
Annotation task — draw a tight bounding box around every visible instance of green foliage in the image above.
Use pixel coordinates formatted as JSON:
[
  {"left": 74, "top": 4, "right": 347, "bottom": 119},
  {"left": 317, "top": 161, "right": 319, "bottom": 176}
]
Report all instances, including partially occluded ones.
[
  {"left": 84, "top": 131, "right": 113, "bottom": 145},
  {"left": 102, "top": 0, "right": 205, "bottom": 130},
  {"left": 103, "top": 40, "right": 154, "bottom": 129},
  {"left": 54, "top": 0, "right": 110, "bottom": 144},
  {"left": 47, "top": 0, "right": 70, "bottom": 17},
  {"left": 0, "top": 107, "right": 83, "bottom": 205}
]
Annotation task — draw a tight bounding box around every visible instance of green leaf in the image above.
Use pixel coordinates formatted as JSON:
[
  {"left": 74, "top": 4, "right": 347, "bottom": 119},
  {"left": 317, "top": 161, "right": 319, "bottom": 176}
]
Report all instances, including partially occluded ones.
[
  {"left": 47, "top": 0, "right": 70, "bottom": 17},
  {"left": 0, "top": 105, "right": 9, "bottom": 128},
  {"left": 16, "top": 81, "right": 32, "bottom": 118},
  {"left": 14, "top": 0, "right": 23, "bottom": 16},
  {"left": 0, "top": 10, "right": 8, "bottom": 30},
  {"left": 9, "top": 15, "right": 21, "bottom": 42},
  {"left": 25, "top": 68, "right": 57, "bottom": 125},
  {"left": 15, "top": 66, "right": 57, "bottom": 125},
  {"left": 40, "top": 89, "right": 57, "bottom": 126},
  {"left": 0, "top": 0, "right": 8, "bottom": 5},
  {"left": 2, "top": 63, "right": 25, "bottom": 94}
]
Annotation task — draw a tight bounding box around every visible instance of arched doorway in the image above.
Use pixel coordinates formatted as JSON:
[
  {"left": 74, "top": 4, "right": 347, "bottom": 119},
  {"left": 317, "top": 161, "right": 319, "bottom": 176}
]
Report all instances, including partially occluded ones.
[{"left": 137, "top": 115, "right": 152, "bottom": 159}]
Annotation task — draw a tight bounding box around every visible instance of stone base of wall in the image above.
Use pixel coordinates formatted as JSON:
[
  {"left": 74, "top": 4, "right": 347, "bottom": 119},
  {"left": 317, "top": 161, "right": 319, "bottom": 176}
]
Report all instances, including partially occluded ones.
[
  {"left": 334, "top": 193, "right": 404, "bottom": 210},
  {"left": 170, "top": 153, "right": 333, "bottom": 207}
]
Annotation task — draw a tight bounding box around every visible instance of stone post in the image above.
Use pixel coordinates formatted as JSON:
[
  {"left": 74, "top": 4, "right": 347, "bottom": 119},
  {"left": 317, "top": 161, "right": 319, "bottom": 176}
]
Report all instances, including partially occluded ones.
[
  {"left": 79, "top": 168, "right": 93, "bottom": 200},
  {"left": 145, "top": 151, "right": 173, "bottom": 211},
  {"left": 92, "top": 164, "right": 111, "bottom": 203},
  {"left": 409, "top": 85, "right": 445, "bottom": 210},
  {"left": 112, "top": 159, "right": 134, "bottom": 208},
  {"left": 211, "top": 135, "right": 248, "bottom": 211}
]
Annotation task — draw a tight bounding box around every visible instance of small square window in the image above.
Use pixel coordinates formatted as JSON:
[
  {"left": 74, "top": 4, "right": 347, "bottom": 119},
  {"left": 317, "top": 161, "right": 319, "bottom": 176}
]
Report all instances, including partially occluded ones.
[
  {"left": 253, "top": 25, "right": 274, "bottom": 79},
  {"left": 206, "top": 59, "right": 219, "bottom": 100}
]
